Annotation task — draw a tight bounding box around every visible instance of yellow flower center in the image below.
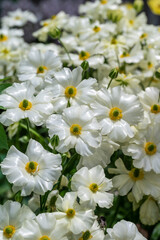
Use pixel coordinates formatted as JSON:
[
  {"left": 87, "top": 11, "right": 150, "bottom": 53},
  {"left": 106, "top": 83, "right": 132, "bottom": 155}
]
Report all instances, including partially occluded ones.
[
  {"left": 15, "top": 16, "right": 21, "bottom": 20},
  {"left": 147, "top": 62, "right": 153, "bottom": 69},
  {"left": 93, "top": 26, "right": 101, "bottom": 32},
  {"left": 39, "top": 236, "right": 51, "bottom": 240},
  {"left": 89, "top": 183, "right": 99, "bottom": 193},
  {"left": 66, "top": 208, "right": 75, "bottom": 218},
  {"left": 70, "top": 124, "right": 82, "bottom": 135},
  {"left": 51, "top": 15, "right": 56, "bottom": 20},
  {"left": 145, "top": 142, "right": 157, "bottom": 155},
  {"left": 100, "top": 0, "right": 107, "bottom": 4},
  {"left": 111, "top": 38, "right": 117, "bottom": 44},
  {"left": 3, "top": 225, "right": 16, "bottom": 238},
  {"left": 19, "top": 99, "right": 32, "bottom": 111},
  {"left": 2, "top": 48, "right": 9, "bottom": 55},
  {"left": 79, "top": 51, "right": 90, "bottom": 61},
  {"left": 129, "top": 168, "right": 144, "bottom": 181},
  {"left": 0, "top": 34, "right": 8, "bottom": 42},
  {"left": 79, "top": 231, "right": 92, "bottom": 240},
  {"left": 150, "top": 104, "right": 160, "bottom": 114},
  {"left": 109, "top": 107, "right": 123, "bottom": 121},
  {"left": 140, "top": 33, "right": 148, "bottom": 39},
  {"left": 37, "top": 65, "right": 48, "bottom": 74},
  {"left": 43, "top": 22, "right": 49, "bottom": 27},
  {"left": 129, "top": 19, "right": 134, "bottom": 25},
  {"left": 120, "top": 52, "right": 130, "bottom": 58},
  {"left": 65, "top": 86, "right": 77, "bottom": 98},
  {"left": 25, "top": 161, "right": 39, "bottom": 174}
]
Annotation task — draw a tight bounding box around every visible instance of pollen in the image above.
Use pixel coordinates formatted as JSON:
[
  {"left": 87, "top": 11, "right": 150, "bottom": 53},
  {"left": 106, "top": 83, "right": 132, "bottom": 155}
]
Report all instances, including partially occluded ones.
[
  {"left": 145, "top": 142, "right": 157, "bottom": 155},
  {"left": 109, "top": 107, "right": 123, "bottom": 121},
  {"left": 25, "top": 161, "right": 39, "bottom": 174},
  {"left": 100, "top": 0, "right": 107, "bottom": 4},
  {"left": 148, "top": 62, "right": 153, "bottom": 69},
  {"left": 19, "top": 99, "right": 32, "bottom": 111},
  {"left": 79, "top": 231, "right": 92, "bottom": 240},
  {"left": 129, "top": 19, "right": 134, "bottom": 25},
  {"left": 79, "top": 51, "right": 90, "bottom": 61},
  {"left": 65, "top": 86, "right": 77, "bottom": 98},
  {"left": 70, "top": 124, "right": 82, "bottom": 135},
  {"left": 89, "top": 183, "right": 99, "bottom": 193},
  {"left": 111, "top": 38, "right": 117, "bottom": 44},
  {"left": 66, "top": 208, "right": 75, "bottom": 218},
  {"left": 0, "top": 34, "right": 8, "bottom": 42},
  {"left": 129, "top": 168, "right": 144, "bottom": 181},
  {"left": 40, "top": 236, "right": 51, "bottom": 240},
  {"left": 3, "top": 225, "right": 16, "bottom": 238},
  {"left": 37, "top": 65, "right": 48, "bottom": 74},
  {"left": 150, "top": 104, "right": 160, "bottom": 114},
  {"left": 93, "top": 26, "right": 101, "bottom": 32},
  {"left": 120, "top": 52, "right": 130, "bottom": 58}
]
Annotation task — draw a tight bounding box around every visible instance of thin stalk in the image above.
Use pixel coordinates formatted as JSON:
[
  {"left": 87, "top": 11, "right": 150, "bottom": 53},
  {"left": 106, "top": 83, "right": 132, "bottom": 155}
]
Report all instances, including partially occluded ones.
[
  {"left": 58, "top": 38, "right": 72, "bottom": 62},
  {"left": 107, "top": 78, "right": 113, "bottom": 89},
  {"left": 26, "top": 118, "right": 31, "bottom": 139}
]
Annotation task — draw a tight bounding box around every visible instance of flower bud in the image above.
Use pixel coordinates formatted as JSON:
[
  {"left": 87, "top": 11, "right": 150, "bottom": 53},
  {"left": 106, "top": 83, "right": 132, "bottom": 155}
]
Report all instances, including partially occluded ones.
[
  {"left": 155, "top": 67, "right": 160, "bottom": 79},
  {"left": 107, "top": 9, "right": 123, "bottom": 23},
  {"left": 133, "top": 0, "right": 144, "bottom": 12},
  {"left": 49, "top": 27, "right": 61, "bottom": 39},
  {"left": 109, "top": 68, "right": 119, "bottom": 79},
  {"left": 81, "top": 61, "right": 89, "bottom": 71}
]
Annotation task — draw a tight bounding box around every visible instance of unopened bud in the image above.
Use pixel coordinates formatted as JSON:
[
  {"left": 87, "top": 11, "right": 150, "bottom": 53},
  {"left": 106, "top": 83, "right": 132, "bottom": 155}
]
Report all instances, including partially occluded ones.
[
  {"left": 81, "top": 61, "right": 89, "bottom": 71},
  {"left": 109, "top": 68, "right": 119, "bottom": 79},
  {"left": 107, "top": 9, "right": 123, "bottom": 23},
  {"left": 133, "top": 0, "right": 144, "bottom": 12},
  {"left": 49, "top": 27, "right": 61, "bottom": 39}
]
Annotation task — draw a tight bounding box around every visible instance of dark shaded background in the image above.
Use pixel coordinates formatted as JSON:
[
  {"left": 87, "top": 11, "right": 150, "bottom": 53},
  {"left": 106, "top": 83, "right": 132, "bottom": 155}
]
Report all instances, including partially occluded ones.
[{"left": 0, "top": 0, "right": 160, "bottom": 42}]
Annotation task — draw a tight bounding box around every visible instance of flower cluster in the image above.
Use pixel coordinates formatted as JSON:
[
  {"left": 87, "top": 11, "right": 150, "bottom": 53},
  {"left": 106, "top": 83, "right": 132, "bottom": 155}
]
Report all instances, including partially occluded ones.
[{"left": 0, "top": 0, "right": 160, "bottom": 239}]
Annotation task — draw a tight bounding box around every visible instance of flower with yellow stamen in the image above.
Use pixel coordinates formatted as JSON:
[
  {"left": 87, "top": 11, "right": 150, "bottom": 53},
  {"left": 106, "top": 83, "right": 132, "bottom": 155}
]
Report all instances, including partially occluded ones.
[
  {"left": 0, "top": 34, "right": 8, "bottom": 42},
  {"left": 120, "top": 52, "right": 130, "bottom": 58},
  {"left": 19, "top": 99, "right": 32, "bottom": 111},
  {"left": 93, "top": 26, "right": 101, "bottom": 33},
  {"left": 145, "top": 142, "right": 157, "bottom": 155},
  {"left": 3, "top": 225, "right": 16, "bottom": 238},
  {"left": 150, "top": 104, "right": 160, "bottom": 114},
  {"left": 89, "top": 183, "right": 99, "bottom": 193},
  {"left": 79, "top": 51, "right": 90, "bottom": 61},
  {"left": 129, "top": 168, "right": 144, "bottom": 181},
  {"left": 39, "top": 236, "right": 51, "bottom": 240},
  {"left": 65, "top": 86, "right": 77, "bottom": 98},
  {"left": 100, "top": 0, "right": 107, "bottom": 4},
  {"left": 70, "top": 124, "right": 82, "bottom": 135},
  {"left": 109, "top": 107, "right": 123, "bottom": 121},
  {"left": 66, "top": 208, "right": 76, "bottom": 218},
  {"left": 37, "top": 65, "right": 48, "bottom": 74},
  {"left": 25, "top": 161, "right": 39, "bottom": 174}
]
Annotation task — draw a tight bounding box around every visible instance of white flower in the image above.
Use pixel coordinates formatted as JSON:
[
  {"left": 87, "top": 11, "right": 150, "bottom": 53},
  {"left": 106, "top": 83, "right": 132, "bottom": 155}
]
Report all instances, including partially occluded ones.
[
  {"left": 46, "top": 66, "right": 97, "bottom": 112},
  {"left": 122, "top": 124, "right": 160, "bottom": 173},
  {"left": 138, "top": 87, "right": 160, "bottom": 123},
  {"left": 0, "top": 82, "right": 53, "bottom": 126},
  {"left": 71, "top": 165, "right": 113, "bottom": 208},
  {"left": 108, "top": 158, "right": 160, "bottom": 202},
  {"left": 46, "top": 105, "right": 102, "bottom": 156},
  {"left": 19, "top": 213, "right": 68, "bottom": 240},
  {"left": 91, "top": 86, "right": 143, "bottom": 143},
  {"left": 18, "top": 48, "right": 62, "bottom": 88},
  {"left": 54, "top": 192, "right": 95, "bottom": 234},
  {"left": 0, "top": 200, "right": 35, "bottom": 240},
  {"left": 73, "top": 220, "right": 104, "bottom": 240},
  {"left": 1, "top": 139, "right": 62, "bottom": 196},
  {"left": 78, "top": 136, "right": 119, "bottom": 169},
  {"left": 140, "top": 197, "right": 160, "bottom": 226},
  {"left": 2, "top": 9, "right": 37, "bottom": 27},
  {"left": 105, "top": 220, "right": 147, "bottom": 240}
]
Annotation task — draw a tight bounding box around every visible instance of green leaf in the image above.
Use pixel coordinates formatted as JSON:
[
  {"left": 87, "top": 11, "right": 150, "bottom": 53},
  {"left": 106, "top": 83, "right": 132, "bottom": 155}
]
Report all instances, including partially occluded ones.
[
  {"left": 151, "top": 223, "right": 160, "bottom": 240},
  {"left": 0, "top": 83, "right": 12, "bottom": 93},
  {"left": 0, "top": 123, "right": 8, "bottom": 150}
]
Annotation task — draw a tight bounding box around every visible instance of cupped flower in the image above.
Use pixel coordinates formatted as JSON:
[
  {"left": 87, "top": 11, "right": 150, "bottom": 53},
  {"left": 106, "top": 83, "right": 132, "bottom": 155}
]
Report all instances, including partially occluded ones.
[
  {"left": 19, "top": 213, "right": 68, "bottom": 240},
  {"left": 71, "top": 165, "right": 113, "bottom": 208},
  {"left": 0, "top": 82, "right": 53, "bottom": 126},
  {"left": 18, "top": 48, "right": 62, "bottom": 88},
  {"left": 122, "top": 124, "right": 160, "bottom": 173},
  {"left": 0, "top": 200, "right": 35, "bottom": 240},
  {"left": 138, "top": 87, "right": 160, "bottom": 123},
  {"left": 46, "top": 67, "right": 97, "bottom": 112},
  {"left": 108, "top": 158, "right": 160, "bottom": 202},
  {"left": 54, "top": 192, "right": 95, "bottom": 234},
  {"left": 46, "top": 105, "right": 102, "bottom": 156},
  {"left": 91, "top": 86, "right": 143, "bottom": 143},
  {"left": 1, "top": 139, "right": 62, "bottom": 196},
  {"left": 105, "top": 220, "right": 147, "bottom": 240}
]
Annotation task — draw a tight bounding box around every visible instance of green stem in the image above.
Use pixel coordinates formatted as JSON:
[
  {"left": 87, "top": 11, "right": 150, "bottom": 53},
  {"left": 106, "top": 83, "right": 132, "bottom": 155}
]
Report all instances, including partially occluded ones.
[
  {"left": 58, "top": 38, "right": 72, "bottom": 62},
  {"left": 40, "top": 195, "right": 43, "bottom": 212},
  {"left": 107, "top": 78, "right": 113, "bottom": 89},
  {"left": 19, "top": 123, "right": 45, "bottom": 143},
  {"left": 26, "top": 118, "right": 31, "bottom": 139}
]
